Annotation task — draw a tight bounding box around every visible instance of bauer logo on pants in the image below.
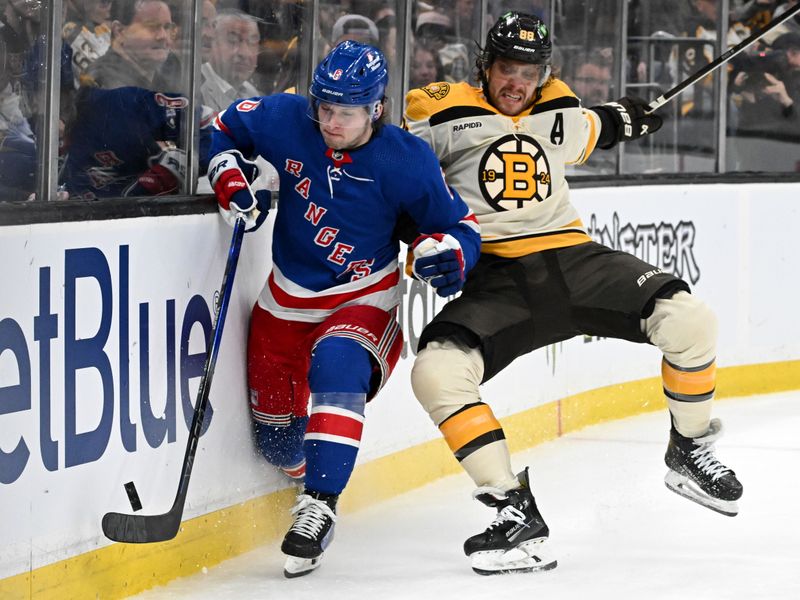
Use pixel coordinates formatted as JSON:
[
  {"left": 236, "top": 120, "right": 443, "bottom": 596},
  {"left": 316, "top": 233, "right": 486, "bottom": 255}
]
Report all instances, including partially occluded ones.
[{"left": 478, "top": 134, "right": 552, "bottom": 211}]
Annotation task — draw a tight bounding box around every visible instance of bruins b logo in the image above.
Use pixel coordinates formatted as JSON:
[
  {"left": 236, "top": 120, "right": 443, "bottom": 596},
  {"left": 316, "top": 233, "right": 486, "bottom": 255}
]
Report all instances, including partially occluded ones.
[
  {"left": 478, "top": 134, "right": 552, "bottom": 211},
  {"left": 421, "top": 82, "right": 450, "bottom": 100}
]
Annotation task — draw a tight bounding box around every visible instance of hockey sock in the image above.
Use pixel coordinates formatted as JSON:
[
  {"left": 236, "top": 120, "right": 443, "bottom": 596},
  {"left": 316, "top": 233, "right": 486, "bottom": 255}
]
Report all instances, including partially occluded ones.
[
  {"left": 303, "top": 393, "right": 366, "bottom": 495},
  {"left": 439, "top": 402, "right": 517, "bottom": 490},
  {"left": 662, "top": 357, "right": 715, "bottom": 438},
  {"left": 253, "top": 416, "right": 308, "bottom": 469},
  {"left": 303, "top": 337, "right": 371, "bottom": 495}
]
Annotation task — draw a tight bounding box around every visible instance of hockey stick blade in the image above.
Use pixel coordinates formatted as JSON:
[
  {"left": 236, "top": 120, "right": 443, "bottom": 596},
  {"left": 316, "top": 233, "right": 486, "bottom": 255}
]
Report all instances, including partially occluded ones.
[
  {"left": 102, "top": 507, "right": 182, "bottom": 543},
  {"left": 101, "top": 218, "right": 246, "bottom": 543}
]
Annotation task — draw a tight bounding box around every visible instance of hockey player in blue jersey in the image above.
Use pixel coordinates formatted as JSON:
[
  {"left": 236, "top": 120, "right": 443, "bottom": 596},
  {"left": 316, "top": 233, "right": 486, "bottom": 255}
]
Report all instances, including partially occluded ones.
[{"left": 207, "top": 40, "right": 481, "bottom": 578}]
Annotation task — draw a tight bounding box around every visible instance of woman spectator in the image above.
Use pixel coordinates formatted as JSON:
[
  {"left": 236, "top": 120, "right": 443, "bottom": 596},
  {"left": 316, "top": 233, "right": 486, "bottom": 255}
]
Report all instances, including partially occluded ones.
[{"left": 409, "top": 42, "right": 443, "bottom": 88}]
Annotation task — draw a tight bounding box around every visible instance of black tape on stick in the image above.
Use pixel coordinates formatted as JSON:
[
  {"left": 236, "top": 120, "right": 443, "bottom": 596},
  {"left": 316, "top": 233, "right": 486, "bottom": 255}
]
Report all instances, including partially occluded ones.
[{"left": 124, "top": 481, "right": 143, "bottom": 512}]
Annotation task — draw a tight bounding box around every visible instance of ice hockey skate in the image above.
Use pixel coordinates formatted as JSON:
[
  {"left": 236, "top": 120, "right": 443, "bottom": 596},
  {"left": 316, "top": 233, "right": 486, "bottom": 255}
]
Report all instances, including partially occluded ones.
[
  {"left": 664, "top": 418, "right": 743, "bottom": 516},
  {"left": 281, "top": 491, "right": 337, "bottom": 578},
  {"left": 464, "top": 468, "right": 557, "bottom": 575}
]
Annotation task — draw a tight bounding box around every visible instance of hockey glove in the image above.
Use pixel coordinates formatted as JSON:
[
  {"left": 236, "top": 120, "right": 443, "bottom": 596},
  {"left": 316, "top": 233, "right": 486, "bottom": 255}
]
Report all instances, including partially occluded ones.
[
  {"left": 209, "top": 150, "right": 270, "bottom": 232},
  {"left": 592, "top": 96, "right": 663, "bottom": 148},
  {"left": 132, "top": 146, "right": 186, "bottom": 196},
  {"left": 412, "top": 233, "right": 466, "bottom": 297}
]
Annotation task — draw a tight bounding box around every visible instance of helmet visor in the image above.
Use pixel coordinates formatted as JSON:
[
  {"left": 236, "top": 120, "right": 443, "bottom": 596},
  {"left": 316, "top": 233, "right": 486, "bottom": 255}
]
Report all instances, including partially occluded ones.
[{"left": 307, "top": 93, "right": 382, "bottom": 129}]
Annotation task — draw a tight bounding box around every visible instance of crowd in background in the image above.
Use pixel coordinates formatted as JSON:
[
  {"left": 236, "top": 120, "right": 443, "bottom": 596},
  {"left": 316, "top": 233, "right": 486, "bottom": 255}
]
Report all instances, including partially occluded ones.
[{"left": 1, "top": 0, "right": 798, "bottom": 201}]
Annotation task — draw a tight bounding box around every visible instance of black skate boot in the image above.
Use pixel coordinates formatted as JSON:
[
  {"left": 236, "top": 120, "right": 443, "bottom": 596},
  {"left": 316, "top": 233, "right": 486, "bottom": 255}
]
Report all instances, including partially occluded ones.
[
  {"left": 463, "top": 468, "right": 557, "bottom": 575},
  {"left": 281, "top": 490, "right": 338, "bottom": 578},
  {"left": 664, "top": 418, "right": 743, "bottom": 517}
]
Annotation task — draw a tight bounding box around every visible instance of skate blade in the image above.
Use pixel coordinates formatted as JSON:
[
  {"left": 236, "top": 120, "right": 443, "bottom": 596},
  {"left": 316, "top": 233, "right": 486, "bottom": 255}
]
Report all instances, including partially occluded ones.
[
  {"left": 283, "top": 554, "right": 322, "bottom": 578},
  {"left": 470, "top": 538, "right": 557, "bottom": 575},
  {"left": 664, "top": 470, "right": 739, "bottom": 517}
]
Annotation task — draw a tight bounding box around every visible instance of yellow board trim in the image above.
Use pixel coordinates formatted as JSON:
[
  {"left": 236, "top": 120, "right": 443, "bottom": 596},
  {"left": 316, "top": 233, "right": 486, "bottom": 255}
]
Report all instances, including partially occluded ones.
[{"left": 2, "top": 359, "right": 798, "bottom": 599}]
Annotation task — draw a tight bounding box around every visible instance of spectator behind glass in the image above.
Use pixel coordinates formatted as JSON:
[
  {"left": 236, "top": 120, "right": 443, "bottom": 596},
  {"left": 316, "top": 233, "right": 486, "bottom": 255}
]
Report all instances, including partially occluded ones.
[
  {"left": 569, "top": 56, "right": 613, "bottom": 106},
  {"left": 372, "top": 4, "right": 397, "bottom": 64},
  {"left": 63, "top": 0, "right": 112, "bottom": 88},
  {"left": 773, "top": 0, "right": 800, "bottom": 35},
  {"left": 415, "top": 10, "right": 452, "bottom": 53},
  {"left": 563, "top": 55, "right": 617, "bottom": 175},
  {"left": 734, "top": 31, "right": 800, "bottom": 141},
  {"left": 0, "top": 33, "right": 36, "bottom": 200},
  {"left": 415, "top": 10, "right": 470, "bottom": 83},
  {"left": 409, "top": 42, "right": 444, "bottom": 88},
  {"left": 200, "top": 0, "right": 216, "bottom": 62},
  {"left": 84, "top": 0, "right": 174, "bottom": 90},
  {"left": 1, "top": 0, "right": 42, "bottom": 112},
  {"left": 61, "top": 85, "right": 196, "bottom": 198},
  {"left": 62, "top": 1, "right": 207, "bottom": 199},
  {"left": 200, "top": 9, "right": 262, "bottom": 113},
  {"left": 330, "top": 14, "right": 379, "bottom": 47}
]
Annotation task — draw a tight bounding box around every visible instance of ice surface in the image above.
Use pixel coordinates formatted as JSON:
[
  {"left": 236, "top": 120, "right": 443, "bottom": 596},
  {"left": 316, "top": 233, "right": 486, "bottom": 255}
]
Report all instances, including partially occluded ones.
[{"left": 134, "top": 391, "right": 800, "bottom": 600}]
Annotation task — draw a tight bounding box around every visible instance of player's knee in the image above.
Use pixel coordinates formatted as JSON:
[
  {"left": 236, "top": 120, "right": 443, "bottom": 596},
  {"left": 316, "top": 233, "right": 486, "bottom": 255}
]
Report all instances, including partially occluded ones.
[
  {"left": 309, "top": 336, "right": 372, "bottom": 394},
  {"left": 411, "top": 340, "right": 484, "bottom": 425},
  {"left": 647, "top": 291, "right": 717, "bottom": 367},
  {"left": 253, "top": 416, "right": 307, "bottom": 467}
]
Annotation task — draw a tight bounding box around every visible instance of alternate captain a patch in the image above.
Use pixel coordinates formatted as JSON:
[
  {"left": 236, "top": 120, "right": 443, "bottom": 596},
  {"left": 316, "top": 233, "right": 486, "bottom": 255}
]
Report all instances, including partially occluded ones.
[{"left": 422, "top": 82, "right": 451, "bottom": 100}]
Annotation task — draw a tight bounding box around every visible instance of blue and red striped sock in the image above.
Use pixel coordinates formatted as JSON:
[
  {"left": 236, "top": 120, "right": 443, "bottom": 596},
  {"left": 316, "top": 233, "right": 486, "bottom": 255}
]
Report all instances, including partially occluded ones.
[{"left": 303, "top": 393, "right": 366, "bottom": 495}]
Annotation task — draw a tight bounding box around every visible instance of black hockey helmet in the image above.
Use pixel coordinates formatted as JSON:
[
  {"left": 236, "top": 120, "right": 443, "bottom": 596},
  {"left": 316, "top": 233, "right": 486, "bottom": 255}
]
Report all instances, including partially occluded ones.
[
  {"left": 477, "top": 12, "right": 552, "bottom": 91},
  {"left": 482, "top": 11, "right": 552, "bottom": 66}
]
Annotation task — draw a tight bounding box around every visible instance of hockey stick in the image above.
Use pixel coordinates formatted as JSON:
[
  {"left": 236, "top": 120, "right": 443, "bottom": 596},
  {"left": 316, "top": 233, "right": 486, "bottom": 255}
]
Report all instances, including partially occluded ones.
[
  {"left": 647, "top": 3, "right": 800, "bottom": 112},
  {"left": 102, "top": 217, "right": 246, "bottom": 543}
]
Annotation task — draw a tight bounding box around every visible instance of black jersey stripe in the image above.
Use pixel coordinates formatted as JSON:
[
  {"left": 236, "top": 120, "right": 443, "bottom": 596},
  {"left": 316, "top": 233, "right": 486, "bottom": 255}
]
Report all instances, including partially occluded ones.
[
  {"left": 482, "top": 228, "right": 588, "bottom": 244},
  {"left": 430, "top": 106, "right": 496, "bottom": 126},
  {"left": 529, "top": 96, "right": 582, "bottom": 114},
  {"left": 429, "top": 96, "right": 581, "bottom": 126}
]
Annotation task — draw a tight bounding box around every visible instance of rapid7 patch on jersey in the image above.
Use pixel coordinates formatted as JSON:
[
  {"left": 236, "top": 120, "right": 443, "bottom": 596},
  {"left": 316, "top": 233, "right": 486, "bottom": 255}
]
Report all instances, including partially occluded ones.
[{"left": 478, "top": 134, "right": 552, "bottom": 210}]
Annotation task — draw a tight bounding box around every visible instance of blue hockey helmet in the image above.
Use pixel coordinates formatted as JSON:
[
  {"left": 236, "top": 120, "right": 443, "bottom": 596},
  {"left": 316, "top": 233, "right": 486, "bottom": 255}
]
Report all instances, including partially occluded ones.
[{"left": 310, "top": 40, "right": 388, "bottom": 118}]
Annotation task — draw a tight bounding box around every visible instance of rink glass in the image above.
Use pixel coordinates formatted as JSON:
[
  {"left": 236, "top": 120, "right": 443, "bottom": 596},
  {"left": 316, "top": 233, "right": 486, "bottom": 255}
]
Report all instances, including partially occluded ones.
[{"left": 1, "top": 0, "right": 797, "bottom": 203}]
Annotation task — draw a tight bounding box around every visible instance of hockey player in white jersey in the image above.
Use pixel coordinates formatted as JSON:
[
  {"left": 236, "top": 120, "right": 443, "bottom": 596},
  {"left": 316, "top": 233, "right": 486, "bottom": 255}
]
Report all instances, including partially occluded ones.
[{"left": 405, "top": 11, "right": 743, "bottom": 575}]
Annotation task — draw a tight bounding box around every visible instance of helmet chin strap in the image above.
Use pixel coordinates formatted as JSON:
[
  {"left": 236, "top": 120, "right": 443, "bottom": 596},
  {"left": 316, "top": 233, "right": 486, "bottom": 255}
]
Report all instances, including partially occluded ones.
[{"left": 538, "top": 65, "right": 552, "bottom": 88}]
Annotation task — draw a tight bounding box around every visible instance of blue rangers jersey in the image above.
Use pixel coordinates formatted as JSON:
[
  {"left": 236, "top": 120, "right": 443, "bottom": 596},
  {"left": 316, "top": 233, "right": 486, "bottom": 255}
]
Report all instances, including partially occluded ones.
[
  {"left": 210, "top": 93, "right": 481, "bottom": 322},
  {"left": 62, "top": 86, "right": 211, "bottom": 198}
]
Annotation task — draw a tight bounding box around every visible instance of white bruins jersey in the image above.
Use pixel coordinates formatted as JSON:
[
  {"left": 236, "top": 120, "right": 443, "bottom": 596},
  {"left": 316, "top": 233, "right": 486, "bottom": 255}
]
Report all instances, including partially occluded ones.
[{"left": 405, "top": 80, "right": 602, "bottom": 258}]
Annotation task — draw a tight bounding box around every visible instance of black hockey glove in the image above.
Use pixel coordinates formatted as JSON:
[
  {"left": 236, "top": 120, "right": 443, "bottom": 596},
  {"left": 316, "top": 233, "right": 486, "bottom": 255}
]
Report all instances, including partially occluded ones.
[{"left": 592, "top": 96, "right": 663, "bottom": 149}]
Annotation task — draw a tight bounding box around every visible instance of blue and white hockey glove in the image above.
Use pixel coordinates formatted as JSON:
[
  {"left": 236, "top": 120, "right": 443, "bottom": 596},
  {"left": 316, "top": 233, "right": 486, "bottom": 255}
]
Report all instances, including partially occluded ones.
[
  {"left": 412, "top": 233, "right": 466, "bottom": 297},
  {"left": 208, "top": 150, "right": 270, "bottom": 232}
]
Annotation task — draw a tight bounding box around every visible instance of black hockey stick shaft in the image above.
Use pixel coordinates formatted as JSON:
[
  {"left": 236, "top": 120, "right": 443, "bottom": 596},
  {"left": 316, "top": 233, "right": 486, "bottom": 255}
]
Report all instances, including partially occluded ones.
[
  {"left": 102, "top": 218, "right": 246, "bottom": 543},
  {"left": 648, "top": 3, "right": 800, "bottom": 112}
]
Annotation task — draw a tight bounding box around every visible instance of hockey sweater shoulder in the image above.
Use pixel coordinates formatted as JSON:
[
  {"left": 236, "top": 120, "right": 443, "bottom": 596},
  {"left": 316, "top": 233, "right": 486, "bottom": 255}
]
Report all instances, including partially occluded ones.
[
  {"left": 406, "top": 80, "right": 581, "bottom": 124},
  {"left": 405, "top": 81, "right": 493, "bottom": 124},
  {"left": 404, "top": 79, "right": 603, "bottom": 258}
]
